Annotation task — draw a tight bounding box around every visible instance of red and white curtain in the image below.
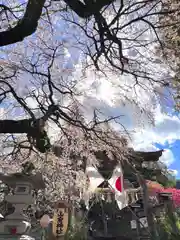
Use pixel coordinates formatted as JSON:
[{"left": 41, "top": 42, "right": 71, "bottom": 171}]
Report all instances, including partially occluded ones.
[
  {"left": 85, "top": 164, "right": 127, "bottom": 210},
  {"left": 86, "top": 165, "right": 104, "bottom": 192}
]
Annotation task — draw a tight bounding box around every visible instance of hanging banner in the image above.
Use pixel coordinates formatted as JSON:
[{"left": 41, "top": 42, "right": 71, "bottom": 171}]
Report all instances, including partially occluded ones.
[
  {"left": 84, "top": 165, "right": 105, "bottom": 208},
  {"left": 86, "top": 165, "right": 104, "bottom": 193}
]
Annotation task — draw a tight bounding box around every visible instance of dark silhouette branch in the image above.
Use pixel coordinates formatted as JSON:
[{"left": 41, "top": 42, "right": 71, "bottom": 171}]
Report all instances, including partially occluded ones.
[
  {"left": 63, "top": 0, "right": 114, "bottom": 18},
  {"left": 0, "top": 0, "right": 115, "bottom": 47},
  {"left": 0, "top": 105, "right": 56, "bottom": 134},
  {"left": 0, "top": 0, "right": 45, "bottom": 46},
  {"left": 0, "top": 119, "right": 34, "bottom": 134},
  {"left": 0, "top": 105, "right": 58, "bottom": 153}
]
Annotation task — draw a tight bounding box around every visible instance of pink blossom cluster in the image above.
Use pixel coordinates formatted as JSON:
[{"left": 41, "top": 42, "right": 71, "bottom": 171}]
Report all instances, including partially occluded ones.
[{"left": 146, "top": 181, "right": 180, "bottom": 208}]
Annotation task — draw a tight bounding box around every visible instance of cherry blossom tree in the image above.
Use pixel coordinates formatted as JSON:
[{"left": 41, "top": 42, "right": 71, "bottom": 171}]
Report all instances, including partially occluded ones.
[
  {"left": 0, "top": 2, "right": 179, "bottom": 239},
  {"left": 0, "top": 0, "right": 176, "bottom": 209},
  {"left": 0, "top": 13, "right": 135, "bottom": 214},
  {"left": 157, "top": 0, "right": 180, "bottom": 111},
  {"left": 0, "top": 0, "right": 179, "bottom": 144},
  {"left": 0, "top": 0, "right": 115, "bottom": 46},
  {"left": 0, "top": 0, "right": 179, "bottom": 83},
  {"left": 0, "top": 1, "right": 176, "bottom": 150}
]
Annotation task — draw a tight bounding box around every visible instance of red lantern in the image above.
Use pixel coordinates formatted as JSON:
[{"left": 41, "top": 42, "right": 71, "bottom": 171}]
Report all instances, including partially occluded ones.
[{"left": 10, "top": 227, "right": 17, "bottom": 235}]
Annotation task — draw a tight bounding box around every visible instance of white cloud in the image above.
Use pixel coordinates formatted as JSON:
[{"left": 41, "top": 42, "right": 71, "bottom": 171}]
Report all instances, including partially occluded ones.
[
  {"left": 168, "top": 169, "right": 178, "bottom": 176},
  {"left": 132, "top": 104, "right": 180, "bottom": 148},
  {"left": 73, "top": 67, "right": 178, "bottom": 168},
  {"left": 159, "top": 149, "right": 175, "bottom": 167}
]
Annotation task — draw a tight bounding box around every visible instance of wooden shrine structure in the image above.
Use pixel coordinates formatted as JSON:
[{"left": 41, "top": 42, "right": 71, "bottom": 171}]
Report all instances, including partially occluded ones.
[
  {"left": 29, "top": 148, "right": 174, "bottom": 240},
  {"left": 83, "top": 149, "right": 174, "bottom": 240}
]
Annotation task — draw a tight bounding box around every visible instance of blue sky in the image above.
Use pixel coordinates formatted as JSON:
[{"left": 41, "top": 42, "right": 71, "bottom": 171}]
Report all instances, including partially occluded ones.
[{"left": 156, "top": 141, "right": 180, "bottom": 179}]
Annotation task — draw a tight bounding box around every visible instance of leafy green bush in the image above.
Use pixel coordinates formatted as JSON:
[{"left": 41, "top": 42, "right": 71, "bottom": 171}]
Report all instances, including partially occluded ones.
[
  {"left": 155, "top": 211, "right": 180, "bottom": 240},
  {"left": 65, "top": 215, "right": 87, "bottom": 240}
]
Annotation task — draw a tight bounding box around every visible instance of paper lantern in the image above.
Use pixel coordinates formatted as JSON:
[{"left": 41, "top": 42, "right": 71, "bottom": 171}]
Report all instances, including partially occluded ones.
[
  {"left": 10, "top": 227, "right": 17, "bottom": 235},
  {"left": 40, "top": 214, "right": 51, "bottom": 228}
]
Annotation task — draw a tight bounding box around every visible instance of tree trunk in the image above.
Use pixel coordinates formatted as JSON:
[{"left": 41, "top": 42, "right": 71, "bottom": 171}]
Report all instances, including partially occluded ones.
[{"left": 0, "top": 119, "right": 32, "bottom": 134}]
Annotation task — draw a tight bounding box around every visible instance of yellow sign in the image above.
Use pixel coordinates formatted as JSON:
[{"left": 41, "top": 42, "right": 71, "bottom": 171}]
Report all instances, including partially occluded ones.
[{"left": 52, "top": 201, "right": 70, "bottom": 237}]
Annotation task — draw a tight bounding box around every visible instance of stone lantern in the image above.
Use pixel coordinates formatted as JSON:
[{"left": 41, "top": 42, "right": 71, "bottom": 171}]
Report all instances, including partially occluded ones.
[{"left": 0, "top": 171, "right": 45, "bottom": 239}]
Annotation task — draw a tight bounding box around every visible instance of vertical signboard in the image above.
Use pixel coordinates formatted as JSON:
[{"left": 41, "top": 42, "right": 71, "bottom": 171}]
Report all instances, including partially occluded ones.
[{"left": 52, "top": 201, "right": 70, "bottom": 238}]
